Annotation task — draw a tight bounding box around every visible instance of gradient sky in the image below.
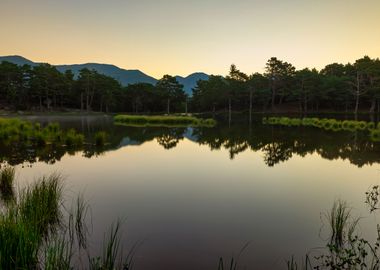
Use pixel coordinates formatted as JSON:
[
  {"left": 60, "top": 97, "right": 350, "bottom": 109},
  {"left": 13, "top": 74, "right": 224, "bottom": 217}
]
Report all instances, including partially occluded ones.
[{"left": 1, "top": 0, "right": 379, "bottom": 78}]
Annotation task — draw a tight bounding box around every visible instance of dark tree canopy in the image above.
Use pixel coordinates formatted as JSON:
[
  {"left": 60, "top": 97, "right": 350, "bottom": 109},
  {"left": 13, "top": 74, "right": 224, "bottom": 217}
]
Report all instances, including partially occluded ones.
[{"left": 1, "top": 56, "right": 380, "bottom": 114}]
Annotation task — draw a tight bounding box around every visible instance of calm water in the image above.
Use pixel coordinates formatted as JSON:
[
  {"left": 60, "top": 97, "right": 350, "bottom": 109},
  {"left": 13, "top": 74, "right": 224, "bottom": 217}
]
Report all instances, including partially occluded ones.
[{"left": 3, "top": 115, "right": 380, "bottom": 270}]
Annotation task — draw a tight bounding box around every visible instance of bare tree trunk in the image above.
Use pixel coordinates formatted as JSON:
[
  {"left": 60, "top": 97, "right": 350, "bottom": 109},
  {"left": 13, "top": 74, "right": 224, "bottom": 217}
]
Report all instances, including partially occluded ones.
[
  {"left": 370, "top": 98, "right": 376, "bottom": 114},
  {"left": 80, "top": 93, "right": 84, "bottom": 111},
  {"left": 185, "top": 100, "right": 188, "bottom": 114},
  {"left": 271, "top": 83, "right": 276, "bottom": 111},
  {"left": 228, "top": 98, "right": 232, "bottom": 127},
  {"left": 354, "top": 93, "right": 360, "bottom": 116},
  {"left": 167, "top": 98, "right": 170, "bottom": 114},
  {"left": 86, "top": 93, "right": 89, "bottom": 112},
  {"left": 249, "top": 89, "right": 253, "bottom": 124},
  {"left": 354, "top": 72, "right": 360, "bottom": 116},
  {"left": 304, "top": 92, "right": 308, "bottom": 114}
]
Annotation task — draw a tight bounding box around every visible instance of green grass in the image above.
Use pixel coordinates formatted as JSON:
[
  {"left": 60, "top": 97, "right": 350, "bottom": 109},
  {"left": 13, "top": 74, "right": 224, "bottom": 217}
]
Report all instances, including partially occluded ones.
[
  {"left": 0, "top": 168, "right": 136, "bottom": 270},
  {"left": 0, "top": 166, "right": 15, "bottom": 201},
  {"left": 0, "top": 174, "right": 63, "bottom": 269},
  {"left": 262, "top": 117, "right": 380, "bottom": 142},
  {"left": 114, "top": 114, "right": 217, "bottom": 127},
  {"left": 0, "top": 117, "right": 85, "bottom": 147},
  {"left": 370, "top": 129, "right": 380, "bottom": 142},
  {"left": 18, "top": 174, "right": 64, "bottom": 236},
  {"left": 94, "top": 131, "right": 108, "bottom": 146}
]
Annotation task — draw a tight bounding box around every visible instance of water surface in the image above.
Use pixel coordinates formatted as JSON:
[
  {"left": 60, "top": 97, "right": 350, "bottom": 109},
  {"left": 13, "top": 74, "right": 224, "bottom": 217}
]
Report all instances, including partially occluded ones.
[{"left": 5, "top": 115, "right": 380, "bottom": 270}]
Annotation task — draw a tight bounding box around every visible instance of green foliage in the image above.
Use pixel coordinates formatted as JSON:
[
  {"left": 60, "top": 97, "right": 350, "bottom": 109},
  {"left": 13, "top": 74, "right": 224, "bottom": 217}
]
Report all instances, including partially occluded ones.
[
  {"left": 65, "top": 129, "right": 84, "bottom": 147},
  {"left": 263, "top": 116, "right": 380, "bottom": 142},
  {"left": 2, "top": 56, "right": 380, "bottom": 114},
  {"left": 0, "top": 166, "right": 15, "bottom": 200},
  {"left": 18, "top": 174, "right": 63, "bottom": 235},
  {"left": 0, "top": 173, "right": 63, "bottom": 269},
  {"left": 370, "top": 129, "right": 380, "bottom": 142},
  {"left": 94, "top": 131, "right": 107, "bottom": 146},
  {"left": 0, "top": 169, "right": 135, "bottom": 270},
  {"left": 0, "top": 210, "right": 41, "bottom": 269},
  {"left": 114, "top": 114, "right": 216, "bottom": 127},
  {"left": 0, "top": 117, "right": 85, "bottom": 147}
]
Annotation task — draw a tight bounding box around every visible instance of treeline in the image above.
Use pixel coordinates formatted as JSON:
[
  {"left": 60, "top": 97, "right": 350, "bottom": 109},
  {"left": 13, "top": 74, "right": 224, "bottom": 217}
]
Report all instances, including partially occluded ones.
[
  {"left": 192, "top": 56, "right": 380, "bottom": 114},
  {"left": 1, "top": 56, "right": 380, "bottom": 114},
  {"left": 0, "top": 62, "right": 186, "bottom": 113}
]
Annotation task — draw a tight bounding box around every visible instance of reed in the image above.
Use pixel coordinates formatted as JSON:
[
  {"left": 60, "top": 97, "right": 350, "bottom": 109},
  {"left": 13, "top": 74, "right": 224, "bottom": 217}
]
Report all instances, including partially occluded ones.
[
  {"left": 65, "top": 129, "right": 85, "bottom": 147},
  {"left": 94, "top": 131, "right": 107, "bottom": 146},
  {"left": 0, "top": 118, "right": 86, "bottom": 147},
  {"left": 263, "top": 117, "right": 380, "bottom": 142},
  {"left": 370, "top": 129, "right": 380, "bottom": 142},
  {"left": 18, "top": 174, "right": 64, "bottom": 236},
  {"left": 0, "top": 166, "right": 15, "bottom": 198},
  {"left": 114, "top": 114, "right": 216, "bottom": 127},
  {"left": 0, "top": 168, "right": 136, "bottom": 270}
]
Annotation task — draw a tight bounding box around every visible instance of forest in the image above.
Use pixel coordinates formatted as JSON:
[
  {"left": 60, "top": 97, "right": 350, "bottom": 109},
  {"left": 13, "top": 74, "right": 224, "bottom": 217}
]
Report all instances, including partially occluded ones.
[{"left": 0, "top": 56, "right": 379, "bottom": 114}]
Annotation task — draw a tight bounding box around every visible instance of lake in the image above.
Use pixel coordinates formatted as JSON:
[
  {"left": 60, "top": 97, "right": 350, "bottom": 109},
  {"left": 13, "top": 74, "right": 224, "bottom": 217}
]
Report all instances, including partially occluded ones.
[{"left": 3, "top": 114, "right": 380, "bottom": 270}]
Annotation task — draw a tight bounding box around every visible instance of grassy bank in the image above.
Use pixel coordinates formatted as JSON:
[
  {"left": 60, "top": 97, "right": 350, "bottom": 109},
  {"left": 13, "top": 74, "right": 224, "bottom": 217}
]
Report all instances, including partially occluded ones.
[
  {"left": 114, "top": 114, "right": 216, "bottom": 127},
  {"left": 263, "top": 116, "right": 380, "bottom": 142}
]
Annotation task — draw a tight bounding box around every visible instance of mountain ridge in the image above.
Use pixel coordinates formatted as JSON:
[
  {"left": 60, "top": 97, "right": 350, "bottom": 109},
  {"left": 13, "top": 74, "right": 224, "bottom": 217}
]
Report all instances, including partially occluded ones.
[{"left": 0, "top": 55, "right": 209, "bottom": 94}]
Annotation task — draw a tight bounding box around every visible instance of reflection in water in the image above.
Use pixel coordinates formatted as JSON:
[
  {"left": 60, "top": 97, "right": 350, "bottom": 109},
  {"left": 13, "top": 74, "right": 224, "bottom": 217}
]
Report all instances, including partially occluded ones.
[
  {"left": 6, "top": 115, "right": 380, "bottom": 270},
  {"left": 1, "top": 116, "right": 380, "bottom": 168}
]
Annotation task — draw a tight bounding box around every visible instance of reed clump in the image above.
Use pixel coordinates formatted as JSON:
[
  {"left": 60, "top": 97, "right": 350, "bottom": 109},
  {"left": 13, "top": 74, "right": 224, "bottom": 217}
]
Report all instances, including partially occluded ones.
[
  {"left": 114, "top": 114, "right": 216, "bottom": 127},
  {"left": 370, "top": 129, "right": 380, "bottom": 142},
  {"left": 0, "top": 168, "right": 136, "bottom": 270},
  {"left": 262, "top": 117, "right": 380, "bottom": 142},
  {"left": 64, "top": 129, "right": 85, "bottom": 147},
  {"left": 0, "top": 118, "right": 85, "bottom": 147},
  {"left": 94, "top": 131, "right": 108, "bottom": 146},
  {"left": 0, "top": 166, "right": 15, "bottom": 196}
]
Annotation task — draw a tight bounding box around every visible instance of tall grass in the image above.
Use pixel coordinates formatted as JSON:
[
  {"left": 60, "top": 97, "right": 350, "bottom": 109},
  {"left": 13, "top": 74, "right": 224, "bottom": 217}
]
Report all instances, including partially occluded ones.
[
  {"left": 18, "top": 174, "right": 64, "bottom": 235},
  {"left": 325, "top": 200, "right": 359, "bottom": 249},
  {"left": 289, "top": 198, "right": 380, "bottom": 269},
  {"left": 0, "top": 173, "right": 63, "bottom": 269},
  {"left": 0, "top": 166, "right": 15, "bottom": 202},
  {"left": 217, "top": 242, "right": 251, "bottom": 270},
  {"left": 0, "top": 168, "right": 137, "bottom": 270},
  {"left": 94, "top": 131, "right": 107, "bottom": 147},
  {"left": 114, "top": 114, "right": 216, "bottom": 127},
  {"left": 0, "top": 117, "right": 85, "bottom": 147},
  {"left": 263, "top": 117, "right": 380, "bottom": 142}
]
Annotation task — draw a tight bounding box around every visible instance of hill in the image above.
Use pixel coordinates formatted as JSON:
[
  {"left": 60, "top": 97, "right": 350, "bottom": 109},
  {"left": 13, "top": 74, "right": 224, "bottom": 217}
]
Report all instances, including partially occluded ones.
[{"left": 0, "top": 55, "right": 209, "bottom": 94}]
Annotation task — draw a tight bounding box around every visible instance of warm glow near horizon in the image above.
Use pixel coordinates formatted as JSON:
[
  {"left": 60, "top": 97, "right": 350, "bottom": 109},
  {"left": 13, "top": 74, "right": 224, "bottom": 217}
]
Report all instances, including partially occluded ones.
[{"left": 1, "top": 0, "right": 379, "bottom": 78}]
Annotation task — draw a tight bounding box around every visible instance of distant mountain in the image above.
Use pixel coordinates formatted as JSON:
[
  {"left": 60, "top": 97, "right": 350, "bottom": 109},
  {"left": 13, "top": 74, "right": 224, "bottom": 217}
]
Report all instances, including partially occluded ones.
[
  {"left": 55, "top": 63, "right": 157, "bottom": 86},
  {"left": 0, "top": 55, "right": 38, "bottom": 66},
  {"left": 176, "top": 72, "right": 209, "bottom": 95},
  {"left": 0, "top": 55, "right": 209, "bottom": 93}
]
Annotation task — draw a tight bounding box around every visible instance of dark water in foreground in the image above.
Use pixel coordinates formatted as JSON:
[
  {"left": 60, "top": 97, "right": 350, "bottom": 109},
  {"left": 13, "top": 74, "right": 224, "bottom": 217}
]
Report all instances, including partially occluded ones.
[{"left": 3, "top": 115, "right": 380, "bottom": 270}]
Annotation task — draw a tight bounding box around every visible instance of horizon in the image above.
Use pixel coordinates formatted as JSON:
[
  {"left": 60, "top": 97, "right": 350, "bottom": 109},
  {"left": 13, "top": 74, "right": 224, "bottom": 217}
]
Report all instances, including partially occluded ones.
[{"left": 1, "top": 0, "right": 379, "bottom": 77}]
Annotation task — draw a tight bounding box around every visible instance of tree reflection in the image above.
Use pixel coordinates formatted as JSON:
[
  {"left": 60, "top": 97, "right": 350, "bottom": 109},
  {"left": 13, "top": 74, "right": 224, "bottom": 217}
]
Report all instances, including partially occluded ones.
[
  {"left": 1, "top": 122, "right": 380, "bottom": 168},
  {"left": 156, "top": 128, "right": 185, "bottom": 149}
]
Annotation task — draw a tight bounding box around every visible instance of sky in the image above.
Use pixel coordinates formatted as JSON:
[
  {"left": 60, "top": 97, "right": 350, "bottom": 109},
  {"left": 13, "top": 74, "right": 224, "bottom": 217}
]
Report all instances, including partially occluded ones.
[{"left": 0, "top": 0, "right": 380, "bottom": 78}]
